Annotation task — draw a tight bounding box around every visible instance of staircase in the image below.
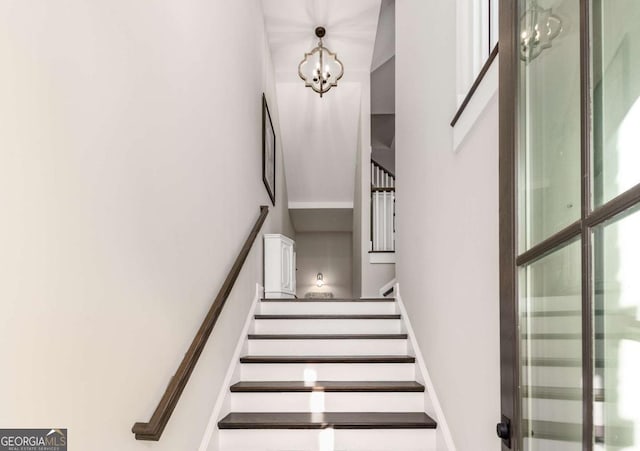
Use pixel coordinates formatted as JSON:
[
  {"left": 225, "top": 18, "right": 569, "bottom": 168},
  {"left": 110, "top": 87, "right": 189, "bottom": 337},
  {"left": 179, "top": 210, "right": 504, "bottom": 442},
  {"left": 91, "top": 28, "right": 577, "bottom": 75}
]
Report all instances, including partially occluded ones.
[
  {"left": 217, "top": 297, "right": 438, "bottom": 451},
  {"left": 521, "top": 295, "right": 614, "bottom": 449}
]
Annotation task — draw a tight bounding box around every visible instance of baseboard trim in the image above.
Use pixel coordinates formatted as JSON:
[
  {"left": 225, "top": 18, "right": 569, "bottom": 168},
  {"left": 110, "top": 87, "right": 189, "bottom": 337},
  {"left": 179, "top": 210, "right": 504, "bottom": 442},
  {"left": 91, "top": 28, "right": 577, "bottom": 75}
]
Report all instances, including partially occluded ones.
[
  {"left": 395, "top": 284, "right": 457, "bottom": 451},
  {"left": 198, "top": 284, "right": 262, "bottom": 451}
]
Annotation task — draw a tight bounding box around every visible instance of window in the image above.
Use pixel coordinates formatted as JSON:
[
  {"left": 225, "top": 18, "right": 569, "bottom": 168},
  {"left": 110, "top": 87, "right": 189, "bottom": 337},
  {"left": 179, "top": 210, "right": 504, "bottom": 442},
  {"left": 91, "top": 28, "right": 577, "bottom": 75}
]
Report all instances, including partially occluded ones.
[{"left": 455, "top": 0, "right": 499, "bottom": 105}]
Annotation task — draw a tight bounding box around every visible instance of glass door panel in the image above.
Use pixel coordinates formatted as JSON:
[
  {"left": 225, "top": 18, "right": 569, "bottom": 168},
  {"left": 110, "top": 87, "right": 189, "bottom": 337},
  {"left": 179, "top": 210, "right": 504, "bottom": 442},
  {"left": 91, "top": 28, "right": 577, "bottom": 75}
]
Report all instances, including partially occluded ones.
[
  {"left": 518, "top": 0, "right": 582, "bottom": 251},
  {"left": 519, "top": 240, "right": 582, "bottom": 450},
  {"left": 505, "top": 1, "right": 640, "bottom": 450},
  {"left": 593, "top": 206, "right": 640, "bottom": 450},
  {"left": 592, "top": 1, "right": 640, "bottom": 207}
]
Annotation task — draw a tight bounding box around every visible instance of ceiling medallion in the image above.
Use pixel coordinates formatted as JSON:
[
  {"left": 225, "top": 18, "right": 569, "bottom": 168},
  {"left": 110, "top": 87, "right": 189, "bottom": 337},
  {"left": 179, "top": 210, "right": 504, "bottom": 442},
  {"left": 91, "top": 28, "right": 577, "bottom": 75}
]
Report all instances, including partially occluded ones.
[{"left": 298, "top": 27, "right": 344, "bottom": 98}]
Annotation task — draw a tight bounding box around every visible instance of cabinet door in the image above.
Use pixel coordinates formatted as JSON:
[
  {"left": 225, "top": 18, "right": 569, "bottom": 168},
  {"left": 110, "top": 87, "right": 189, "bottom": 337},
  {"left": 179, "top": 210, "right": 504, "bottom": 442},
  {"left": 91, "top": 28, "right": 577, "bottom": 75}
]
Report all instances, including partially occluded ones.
[
  {"left": 281, "top": 241, "right": 294, "bottom": 292},
  {"left": 292, "top": 250, "right": 296, "bottom": 294}
]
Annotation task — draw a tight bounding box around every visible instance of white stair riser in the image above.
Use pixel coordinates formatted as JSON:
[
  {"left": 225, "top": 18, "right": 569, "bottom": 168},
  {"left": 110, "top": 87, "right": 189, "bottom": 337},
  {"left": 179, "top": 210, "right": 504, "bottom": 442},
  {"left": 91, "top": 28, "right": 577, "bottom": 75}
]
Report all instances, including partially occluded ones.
[
  {"left": 522, "top": 398, "right": 582, "bottom": 423},
  {"left": 219, "top": 429, "right": 437, "bottom": 451},
  {"left": 527, "top": 317, "right": 581, "bottom": 334},
  {"left": 528, "top": 296, "right": 582, "bottom": 312},
  {"left": 240, "top": 363, "right": 415, "bottom": 382},
  {"left": 523, "top": 438, "right": 581, "bottom": 451},
  {"left": 525, "top": 340, "right": 582, "bottom": 359},
  {"left": 230, "top": 392, "right": 424, "bottom": 413},
  {"left": 248, "top": 339, "right": 407, "bottom": 356},
  {"left": 523, "top": 400, "right": 605, "bottom": 426},
  {"left": 259, "top": 302, "right": 396, "bottom": 315},
  {"left": 254, "top": 319, "right": 401, "bottom": 334},
  {"left": 522, "top": 367, "right": 582, "bottom": 388}
]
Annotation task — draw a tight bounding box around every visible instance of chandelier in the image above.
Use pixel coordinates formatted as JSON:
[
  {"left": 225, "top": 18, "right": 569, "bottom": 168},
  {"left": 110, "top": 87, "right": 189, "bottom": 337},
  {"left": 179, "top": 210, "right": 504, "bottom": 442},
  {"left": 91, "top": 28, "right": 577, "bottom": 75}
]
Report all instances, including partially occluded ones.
[
  {"left": 298, "top": 27, "right": 344, "bottom": 97},
  {"left": 520, "top": 3, "right": 563, "bottom": 62}
]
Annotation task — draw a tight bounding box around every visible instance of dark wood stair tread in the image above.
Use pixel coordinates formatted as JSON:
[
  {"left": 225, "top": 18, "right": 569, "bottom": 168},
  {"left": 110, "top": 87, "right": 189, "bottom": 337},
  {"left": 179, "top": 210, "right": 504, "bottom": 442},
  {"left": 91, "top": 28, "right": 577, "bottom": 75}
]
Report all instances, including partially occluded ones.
[
  {"left": 230, "top": 381, "right": 425, "bottom": 393},
  {"left": 522, "top": 333, "right": 583, "bottom": 340},
  {"left": 248, "top": 333, "right": 408, "bottom": 340},
  {"left": 527, "top": 309, "right": 609, "bottom": 317},
  {"left": 261, "top": 298, "right": 394, "bottom": 302},
  {"left": 240, "top": 355, "right": 416, "bottom": 364},
  {"left": 521, "top": 420, "right": 582, "bottom": 441},
  {"left": 521, "top": 420, "right": 615, "bottom": 445},
  {"left": 218, "top": 412, "right": 437, "bottom": 429},
  {"left": 523, "top": 333, "right": 608, "bottom": 340},
  {"left": 523, "top": 386, "right": 604, "bottom": 402},
  {"left": 254, "top": 314, "right": 401, "bottom": 320},
  {"left": 523, "top": 357, "right": 605, "bottom": 368}
]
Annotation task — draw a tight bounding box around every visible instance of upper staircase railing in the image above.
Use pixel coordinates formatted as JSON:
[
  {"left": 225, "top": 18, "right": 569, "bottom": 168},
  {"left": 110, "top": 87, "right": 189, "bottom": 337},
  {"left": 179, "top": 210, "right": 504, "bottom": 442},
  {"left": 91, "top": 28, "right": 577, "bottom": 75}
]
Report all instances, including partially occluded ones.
[
  {"left": 132, "top": 205, "right": 269, "bottom": 441},
  {"left": 370, "top": 160, "right": 395, "bottom": 252}
]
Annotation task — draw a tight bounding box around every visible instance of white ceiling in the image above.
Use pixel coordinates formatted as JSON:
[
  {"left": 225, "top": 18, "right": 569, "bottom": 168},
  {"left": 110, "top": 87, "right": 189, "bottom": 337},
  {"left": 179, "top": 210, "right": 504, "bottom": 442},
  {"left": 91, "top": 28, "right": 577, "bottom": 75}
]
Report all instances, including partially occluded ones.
[
  {"left": 262, "top": 0, "right": 381, "bottom": 208},
  {"left": 276, "top": 82, "right": 361, "bottom": 205},
  {"left": 262, "top": 0, "right": 382, "bottom": 79}
]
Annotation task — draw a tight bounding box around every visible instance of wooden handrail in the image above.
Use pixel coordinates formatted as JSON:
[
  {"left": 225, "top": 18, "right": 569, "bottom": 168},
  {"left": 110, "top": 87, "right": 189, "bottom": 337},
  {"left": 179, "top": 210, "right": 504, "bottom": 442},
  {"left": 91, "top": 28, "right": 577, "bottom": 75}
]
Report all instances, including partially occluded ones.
[
  {"left": 450, "top": 43, "right": 499, "bottom": 127},
  {"left": 132, "top": 205, "right": 269, "bottom": 441}
]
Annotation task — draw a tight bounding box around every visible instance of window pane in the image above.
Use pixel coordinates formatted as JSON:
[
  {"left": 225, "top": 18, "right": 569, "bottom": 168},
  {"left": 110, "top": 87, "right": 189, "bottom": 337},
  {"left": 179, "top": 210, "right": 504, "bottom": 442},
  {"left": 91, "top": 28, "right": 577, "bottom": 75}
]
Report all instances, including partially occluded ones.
[
  {"left": 593, "top": 206, "right": 640, "bottom": 450},
  {"left": 592, "top": 1, "right": 640, "bottom": 207},
  {"left": 518, "top": 0, "right": 582, "bottom": 251},
  {"left": 520, "top": 240, "right": 583, "bottom": 450},
  {"left": 490, "top": 0, "right": 499, "bottom": 50}
]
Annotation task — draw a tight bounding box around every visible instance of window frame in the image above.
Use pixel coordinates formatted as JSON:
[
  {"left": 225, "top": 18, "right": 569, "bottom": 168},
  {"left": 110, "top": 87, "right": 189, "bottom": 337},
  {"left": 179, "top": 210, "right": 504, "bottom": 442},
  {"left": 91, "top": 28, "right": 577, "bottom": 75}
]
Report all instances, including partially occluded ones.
[{"left": 451, "top": 0, "right": 499, "bottom": 127}]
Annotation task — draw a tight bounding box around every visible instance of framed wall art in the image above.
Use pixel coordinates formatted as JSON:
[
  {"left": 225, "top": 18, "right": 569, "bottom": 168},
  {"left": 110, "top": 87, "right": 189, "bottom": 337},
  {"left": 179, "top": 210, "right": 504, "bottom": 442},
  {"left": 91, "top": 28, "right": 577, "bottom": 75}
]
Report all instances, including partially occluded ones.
[{"left": 262, "top": 94, "right": 276, "bottom": 206}]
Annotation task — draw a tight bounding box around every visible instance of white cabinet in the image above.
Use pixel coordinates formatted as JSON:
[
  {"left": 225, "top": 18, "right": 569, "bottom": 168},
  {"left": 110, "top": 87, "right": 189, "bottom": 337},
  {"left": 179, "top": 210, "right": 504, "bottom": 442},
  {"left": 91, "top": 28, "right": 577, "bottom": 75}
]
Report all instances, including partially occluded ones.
[{"left": 264, "top": 234, "right": 296, "bottom": 298}]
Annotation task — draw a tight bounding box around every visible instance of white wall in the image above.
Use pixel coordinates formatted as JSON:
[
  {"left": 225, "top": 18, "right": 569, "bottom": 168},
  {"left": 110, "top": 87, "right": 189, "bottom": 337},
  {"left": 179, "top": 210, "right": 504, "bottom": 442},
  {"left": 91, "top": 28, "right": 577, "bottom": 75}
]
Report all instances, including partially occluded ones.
[
  {"left": 371, "top": 0, "right": 396, "bottom": 72},
  {"left": 295, "top": 232, "right": 353, "bottom": 299},
  {"left": 396, "top": 1, "right": 501, "bottom": 450},
  {"left": 0, "top": 1, "right": 293, "bottom": 450},
  {"left": 356, "top": 74, "right": 396, "bottom": 298},
  {"left": 353, "top": 115, "right": 364, "bottom": 298}
]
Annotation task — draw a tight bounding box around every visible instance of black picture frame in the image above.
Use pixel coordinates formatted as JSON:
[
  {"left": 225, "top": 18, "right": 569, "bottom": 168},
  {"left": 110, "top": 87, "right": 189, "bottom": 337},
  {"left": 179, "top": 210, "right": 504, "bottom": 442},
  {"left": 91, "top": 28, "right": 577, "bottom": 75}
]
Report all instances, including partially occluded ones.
[{"left": 262, "top": 94, "right": 276, "bottom": 206}]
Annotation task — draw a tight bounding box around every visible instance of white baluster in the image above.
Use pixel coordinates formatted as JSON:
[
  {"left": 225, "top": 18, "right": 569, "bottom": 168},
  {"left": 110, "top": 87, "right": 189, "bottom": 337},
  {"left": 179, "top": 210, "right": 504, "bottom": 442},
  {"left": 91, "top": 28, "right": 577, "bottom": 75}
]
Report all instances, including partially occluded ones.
[
  {"left": 389, "top": 192, "right": 393, "bottom": 250},
  {"left": 374, "top": 192, "right": 380, "bottom": 250},
  {"left": 377, "top": 192, "right": 380, "bottom": 252},
  {"left": 390, "top": 192, "right": 395, "bottom": 250},
  {"left": 372, "top": 192, "right": 376, "bottom": 251},
  {"left": 371, "top": 163, "right": 374, "bottom": 187},
  {"left": 382, "top": 191, "right": 387, "bottom": 250}
]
